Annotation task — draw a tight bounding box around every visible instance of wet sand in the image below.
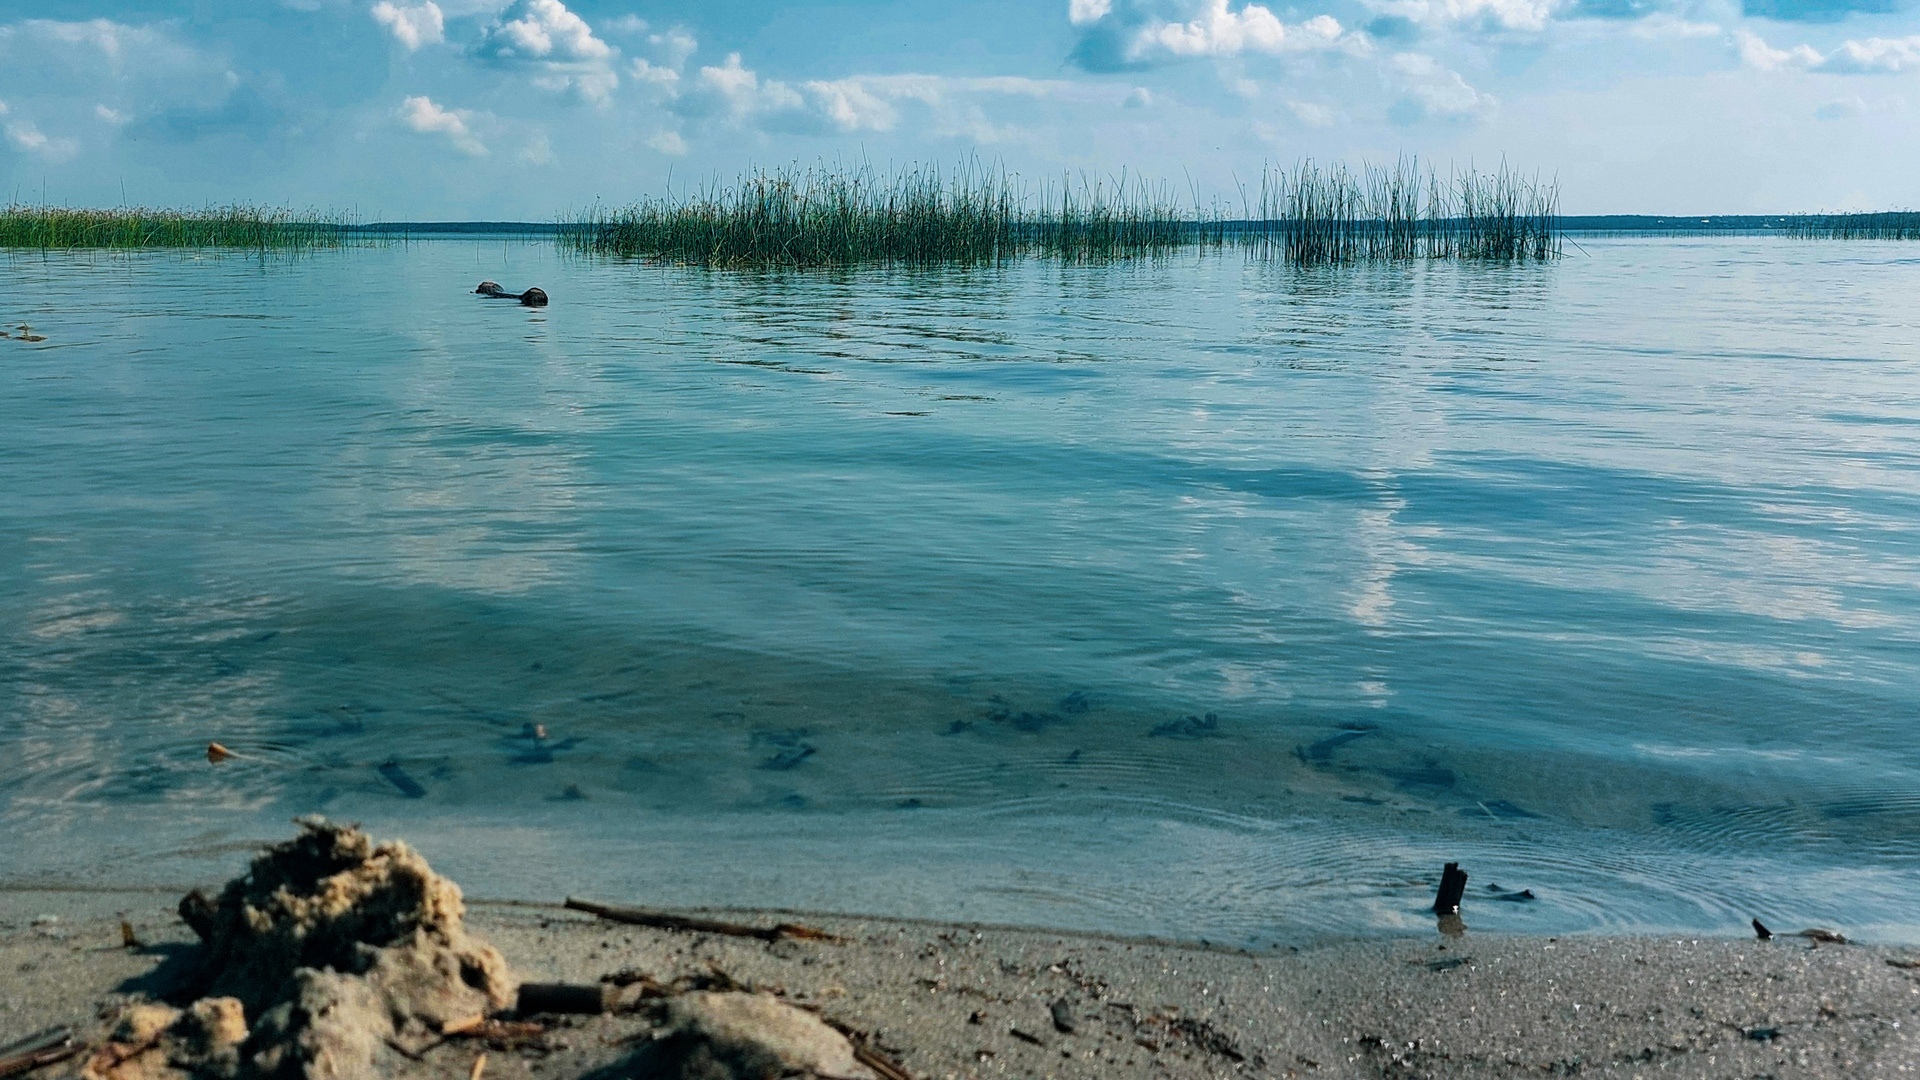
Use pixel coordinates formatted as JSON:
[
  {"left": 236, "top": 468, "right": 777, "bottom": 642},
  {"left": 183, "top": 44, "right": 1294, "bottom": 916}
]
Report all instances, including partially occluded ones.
[{"left": 4, "top": 886, "right": 1916, "bottom": 1079}]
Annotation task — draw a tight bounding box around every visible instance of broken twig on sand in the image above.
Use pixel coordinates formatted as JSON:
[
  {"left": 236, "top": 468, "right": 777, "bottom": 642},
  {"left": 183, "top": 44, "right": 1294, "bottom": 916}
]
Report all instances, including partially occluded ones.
[
  {"left": 0, "top": 1026, "right": 80, "bottom": 1078},
  {"left": 564, "top": 897, "right": 848, "bottom": 943}
]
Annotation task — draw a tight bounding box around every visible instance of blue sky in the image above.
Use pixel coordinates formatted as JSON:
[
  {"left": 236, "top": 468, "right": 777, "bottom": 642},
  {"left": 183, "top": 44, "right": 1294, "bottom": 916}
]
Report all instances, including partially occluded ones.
[{"left": 0, "top": 0, "right": 1914, "bottom": 216}]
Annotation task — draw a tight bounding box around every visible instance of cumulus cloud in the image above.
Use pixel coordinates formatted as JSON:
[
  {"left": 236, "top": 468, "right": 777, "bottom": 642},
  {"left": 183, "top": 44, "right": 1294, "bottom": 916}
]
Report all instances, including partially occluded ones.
[
  {"left": 1071, "top": 0, "right": 1116, "bottom": 23},
  {"left": 1738, "top": 29, "right": 1920, "bottom": 72},
  {"left": 473, "top": 0, "right": 618, "bottom": 102},
  {"left": 1371, "top": 0, "right": 1562, "bottom": 32},
  {"left": 397, "top": 94, "right": 486, "bottom": 154},
  {"left": 476, "top": 0, "right": 610, "bottom": 62},
  {"left": 1136, "top": 2, "right": 1346, "bottom": 57},
  {"left": 1069, "top": 0, "right": 1356, "bottom": 69},
  {"left": 372, "top": 1, "right": 444, "bottom": 51},
  {"left": 1124, "top": 86, "right": 1154, "bottom": 106}
]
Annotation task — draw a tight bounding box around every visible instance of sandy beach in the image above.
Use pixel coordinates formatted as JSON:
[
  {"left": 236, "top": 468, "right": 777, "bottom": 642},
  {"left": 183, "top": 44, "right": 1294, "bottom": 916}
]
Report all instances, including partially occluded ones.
[{"left": 5, "top": 883, "right": 1916, "bottom": 1079}]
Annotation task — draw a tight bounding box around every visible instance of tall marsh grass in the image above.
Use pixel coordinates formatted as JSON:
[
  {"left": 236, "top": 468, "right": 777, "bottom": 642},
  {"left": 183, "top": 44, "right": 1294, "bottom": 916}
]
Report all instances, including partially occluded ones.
[
  {"left": 1244, "top": 159, "right": 1559, "bottom": 263},
  {"left": 1786, "top": 211, "right": 1920, "bottom": 240},
  {"left": 0, "top": 205, "right": 351, "bottom": 249},
  {"left": 564, "top": 159, "right": 1558, "bottom": 268}
]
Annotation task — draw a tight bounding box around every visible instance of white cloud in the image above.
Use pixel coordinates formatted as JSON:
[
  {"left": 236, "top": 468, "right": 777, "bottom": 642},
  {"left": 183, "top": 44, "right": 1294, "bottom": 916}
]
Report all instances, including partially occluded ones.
[
  {"left": 396, "top": 94, "right": 487, "bottom": 155},
  {"left": 1736, "top": 30, "right": 1821, "bottom": 71},
  {"left": 804, "top": 78, "right": 900, "bottom": 131},
  {"left": 1819, "top": 36, "right": 1920, "bottom": 74},
  {"left": 1373, "top": 0, "right": 1561, "bottom": 33},
  {"left": 1737, "top": 30, "right": 1920, "bottom": 74},
  {"left": 646, "top": 129, "right": 687, "bottom": 155},
  {"left": 1070, "top": 0, "right": 1114, "bottom": 25},
  {"left": 1124, "top": 86, "right": 1153, "bottom": 107},
  {"left": 1390, "top": 52, "right": 1493, "bottom": 119},
  {"left": 476, "top": 0, "right": 610, "bottom": 63},
  {"left": 681, "top": 52, "right": 807, "bottom": 121},
  {"left": 94, "top": 104, "right": 127, "bottom": 124},
  {"left": 4, "top": 116, "right": 79, "bottom": 162},
  {"left": 1288, "top": 99, "right": 1338, "bottom": 126},
  {"left": 1130, "top": 1, "right": 1349, "bottom": 59},
  {"left": 473, "top": 0, "right": 618, "bottom": 102},
  {"left": 372, "top": 1, "right": 444, "bottom": 51}
]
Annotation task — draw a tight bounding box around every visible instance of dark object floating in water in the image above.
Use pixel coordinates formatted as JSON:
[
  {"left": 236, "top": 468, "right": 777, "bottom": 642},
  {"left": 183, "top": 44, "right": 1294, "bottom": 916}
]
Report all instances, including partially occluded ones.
[
  {"left": 474, "top": 280, "right": 549, "bottom": 307},
  {"left": 206, "top": 742, "right": 234, "bottom": 764},
  {"left": 1058, "top": 690, "right": 1095, "bottom": 714},
  {"left": 761, "top": 745, "right": 816, "bottom": 771},
  {"left": 895, "top": 798, "right": 924, "bottom": 809},
  {"left": 1294, "top": 727, "right": 1373, "bottom": 763},
  {"left": 1485, "top": 883, "right": 1536, "bottom": 902},
  {"left": 378, "top": 759, "right": 427, "bottom": 798},
  {"left": 1341, "top": 794, "right": 1386, "bottom": 805},
  {"left": 1433, "top": 861, "right": 1468, "bottom": 915},
  {"left": 1151, "top": 712, "right": 1222, "bottom": 739},
  {"left": 1753, "top": 917, "right": 1773, "bottom": 941},
  {"left": 549, "top": 784, "right": 585, "bottom": 802}
]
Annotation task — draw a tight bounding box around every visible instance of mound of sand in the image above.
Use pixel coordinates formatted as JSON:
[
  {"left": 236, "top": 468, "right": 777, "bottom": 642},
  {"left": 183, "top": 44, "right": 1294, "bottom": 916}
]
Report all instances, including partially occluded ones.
[{"left": 86, "top": 817, "right": 513, "bottom": 1079}]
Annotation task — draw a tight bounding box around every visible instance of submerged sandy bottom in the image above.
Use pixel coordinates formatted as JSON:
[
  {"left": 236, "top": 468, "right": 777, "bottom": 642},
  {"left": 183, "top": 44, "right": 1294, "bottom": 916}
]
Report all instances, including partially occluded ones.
[{"left": 5, "top": 886, "right": 1916, "bottom": 1079}]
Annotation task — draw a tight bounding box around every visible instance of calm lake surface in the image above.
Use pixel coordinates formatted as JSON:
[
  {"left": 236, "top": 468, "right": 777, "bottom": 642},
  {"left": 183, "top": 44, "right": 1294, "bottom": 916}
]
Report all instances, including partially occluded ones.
[{"left": 3, "top": 238, "right": 1917, "bottom": 944}]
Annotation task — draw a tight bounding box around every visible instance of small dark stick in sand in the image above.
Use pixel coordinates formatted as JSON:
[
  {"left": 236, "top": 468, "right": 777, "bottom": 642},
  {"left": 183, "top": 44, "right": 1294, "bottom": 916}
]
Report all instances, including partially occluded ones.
[{"left": 1433, "top": 862, "right": 1469, "bottom": 915}]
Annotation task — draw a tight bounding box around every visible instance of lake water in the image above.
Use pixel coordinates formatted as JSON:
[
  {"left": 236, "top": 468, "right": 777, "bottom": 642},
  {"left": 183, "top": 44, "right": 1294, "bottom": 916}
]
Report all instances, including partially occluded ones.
[{"left": 3, "top": 237, "right": 1917, "bottom": 945}]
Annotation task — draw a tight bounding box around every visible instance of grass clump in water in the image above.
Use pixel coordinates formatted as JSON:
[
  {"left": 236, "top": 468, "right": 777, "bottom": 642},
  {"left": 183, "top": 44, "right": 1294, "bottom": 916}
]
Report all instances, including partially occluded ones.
[
  {"left": 565, "top": 158, "right": 1559, "bottom": 268},
  {"left": 1245, "top": 158, "right": 1560, "bottom": 263},
  {"left": 0, "top": 205, "right": 351, "bottom": 250},
  {"left": 1786, "top": 211, "right": 1920, "bottom": 240}
]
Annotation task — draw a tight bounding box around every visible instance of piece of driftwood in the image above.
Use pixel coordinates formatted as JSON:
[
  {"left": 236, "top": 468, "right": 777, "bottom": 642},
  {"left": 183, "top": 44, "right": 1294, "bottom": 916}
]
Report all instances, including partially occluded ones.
[
  {"left": 517, "top": 982, "right": 616, "bottom": 1015},
  {"left": 564, "top": 897, "right": 846, "bottom": 943},
  {"left": 1432, "top": 862, "right": 1468, "bottom": 915},
  {"left": 0, "top": 1026, "right": 79, "bottom": 1078},
  {"left": 1797, "top": 928, "right": 1847, "bottom": 945},
  {"left": 468, "top": 1052, "right": 487, "bottom": 1080}
]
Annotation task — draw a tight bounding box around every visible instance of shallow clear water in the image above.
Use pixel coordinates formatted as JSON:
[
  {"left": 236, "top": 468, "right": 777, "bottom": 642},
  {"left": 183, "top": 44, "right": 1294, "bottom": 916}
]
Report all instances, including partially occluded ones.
[{"left": 3, "top": 238, "right": 1918, "bottom": 944}]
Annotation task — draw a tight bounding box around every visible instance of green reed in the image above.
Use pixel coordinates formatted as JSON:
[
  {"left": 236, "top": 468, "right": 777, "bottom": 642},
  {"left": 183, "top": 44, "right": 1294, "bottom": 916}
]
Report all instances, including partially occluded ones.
[
  {"left": 565, "top": 159, "right": 1558, "bottom": 268},
  {"left": 1785, "top": 211, "right": 1920, "bottom": 240},
  {"left": 0, "top": 205, "right": 352, "bottom": 250},
  {"left": 1246, "top": 158, "right": 1559, "bottom": 264}
]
